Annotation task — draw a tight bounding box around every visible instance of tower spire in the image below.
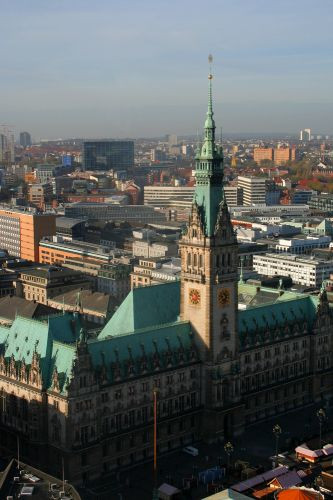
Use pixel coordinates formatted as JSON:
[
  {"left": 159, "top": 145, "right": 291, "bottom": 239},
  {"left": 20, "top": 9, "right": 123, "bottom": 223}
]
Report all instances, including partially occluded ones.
[{"left": 192, "top": 55, "right": 224, "bottom": 237}]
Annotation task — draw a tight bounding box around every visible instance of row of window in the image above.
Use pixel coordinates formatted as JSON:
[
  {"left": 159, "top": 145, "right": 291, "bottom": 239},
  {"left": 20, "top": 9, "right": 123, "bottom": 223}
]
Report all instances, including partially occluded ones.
[
  {"left": 243, "top": 341, "right": 307, "bottom": 363},
  {"left": 97, "top": 371, "right": 196, "bottom": 404},
  {"left": 241, "top": 361, "right": 308, "bottom": 391}
]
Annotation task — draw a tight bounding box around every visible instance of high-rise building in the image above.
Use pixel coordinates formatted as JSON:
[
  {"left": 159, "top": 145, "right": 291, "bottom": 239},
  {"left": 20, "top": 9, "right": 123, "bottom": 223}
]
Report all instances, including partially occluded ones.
[
  {"left": 300, "top": 128, "right": 311, "bottom": 141},
  {"left": 237, "top": 176, "right": 267, "bottom": 205},
  {"left": 0, "top": 125, "right": 14, "bottom": 163},
  {"left": 0, "top": 207, "right": 56, "bottom": 260},
  {"left": 19, "top": 131, "right": 32, "bottom": 148},
  {"left": 167, "top": 134, "right": 178, "bottom": 147},
  {"left": 83, "top": 140, "right": 134, "bottom": 171}
]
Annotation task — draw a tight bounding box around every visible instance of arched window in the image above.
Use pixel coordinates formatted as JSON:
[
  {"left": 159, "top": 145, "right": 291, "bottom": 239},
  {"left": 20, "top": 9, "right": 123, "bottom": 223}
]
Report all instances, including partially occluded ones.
[
  {"left": 9, "top": 394, "right": 17, "bottom": 417},
  {"left": 222, "top": 254, "right": 225, "bottom": 266},
  {"left": 193, "top": 254, "right": 197, "bottom": 266},
  {"left": 199, "top": 255, "right": 203, "bottom": 268},
  {"left": 187, "top": 253, "right": 191, "bottom": 266},
  {"left": 21, "top": 398, "right": 28, "bottom": 421},
  {"left": 227, "top": 253, "right": 231, "bottom": 266}
]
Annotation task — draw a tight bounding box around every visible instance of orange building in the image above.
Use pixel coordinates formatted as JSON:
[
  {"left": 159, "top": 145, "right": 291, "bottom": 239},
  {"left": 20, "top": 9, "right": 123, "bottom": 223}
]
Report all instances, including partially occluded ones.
[
  {"left": 39, "top": 238, "right": 113, "bottom": 275},
  {"left": 24, "top": 171, "right": 37, "bottom": 184},
  {"left": 274, "top": 147, "right": 296, "bottom": 165},
  {"left": 0, "top": 207, "right": 56, "bottom": 261},
  {"left": 253, "top": 147, "right": 273, "bottom": 163}
]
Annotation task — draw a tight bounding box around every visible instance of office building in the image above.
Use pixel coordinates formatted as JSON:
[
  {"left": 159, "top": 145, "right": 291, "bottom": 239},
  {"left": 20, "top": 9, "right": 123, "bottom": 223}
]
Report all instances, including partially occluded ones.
[
  {"left": 309, "top": 194, "right": 333, "bottom": 213},
  {"left": 0, "top": 207, "right": 56, "bottom": 261},
  {"left": 39, "top": 237, "right": 114, "bottom": 270},
  {"left": 223, "top": 186, "right": 243, "bottom": 207},
  {"left": 300, "top": 129, "right": 311, "bottom": 141},
  {"left": 275, "top": 235, "right": 331, "bottom": 254},
  {"left": 237, "top": 176, "right": 267, "bottom": 205},
  {"left": 230, "top": 204, "right": 309, "bottom": 218},
  {"left": 83, "top": 140, "right": 134, "bottom": 171},
  {"left": 292, "top": 190, "right": 314, "bottom": 204},
  {"left": 0, "top": 70, "right": 332, "bottom": 487},
  {"left": 253, "top": 253, "right": 333, "bottom": 287},
  {"left": 19, "top": 131, "right": 32, "bottom": 148},
  {"left": 144, "top": 185, "right": 194, "bottom": 207}
]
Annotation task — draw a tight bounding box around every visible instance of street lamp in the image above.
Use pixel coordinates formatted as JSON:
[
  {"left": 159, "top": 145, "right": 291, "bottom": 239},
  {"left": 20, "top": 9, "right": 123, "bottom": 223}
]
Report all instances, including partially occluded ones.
[
  {"left": 317, "top": 408, "right": 326, "bottom": 448},
  {"left": 273, "top": 424, "right": 282, "bottom": 465},
  {"left": 224, "top": 441, "right": 234, "bottom": 475},
  {"left": 152, "top": 388, "right": 159, "bottom": 500}
]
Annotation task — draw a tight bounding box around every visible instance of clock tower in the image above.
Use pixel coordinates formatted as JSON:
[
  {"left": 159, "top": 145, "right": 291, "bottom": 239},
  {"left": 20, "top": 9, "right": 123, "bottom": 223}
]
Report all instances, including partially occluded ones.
[{"left": 179, "top": 62, "right": 242, "bottom": 438}]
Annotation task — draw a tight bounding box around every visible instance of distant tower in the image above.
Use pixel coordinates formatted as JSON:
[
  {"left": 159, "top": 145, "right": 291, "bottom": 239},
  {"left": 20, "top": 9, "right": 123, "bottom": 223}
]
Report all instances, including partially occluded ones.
[
  {"left": 0, "top": 125, "right": 14, "bottom": 162},
  {"left": 300, "top": 129, "right": 311, "bottom": 141},
  {"left": 20, "top": 131, "right": 32, "bottom": 148},
  {"left": 179, "top": 56, "right": 242, "bottom": 438}
]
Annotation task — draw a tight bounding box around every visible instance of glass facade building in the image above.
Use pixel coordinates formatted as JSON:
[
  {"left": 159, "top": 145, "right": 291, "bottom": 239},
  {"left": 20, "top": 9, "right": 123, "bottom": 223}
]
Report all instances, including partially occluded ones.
[{"left": 83, "top": 140, "right": 134, "bottom": 171}]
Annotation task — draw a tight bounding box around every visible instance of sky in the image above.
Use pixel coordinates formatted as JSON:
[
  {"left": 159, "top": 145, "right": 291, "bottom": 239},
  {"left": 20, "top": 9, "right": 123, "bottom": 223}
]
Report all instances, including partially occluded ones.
[{"left": 1, "top": 0, "right": 333, "bottom": 139}]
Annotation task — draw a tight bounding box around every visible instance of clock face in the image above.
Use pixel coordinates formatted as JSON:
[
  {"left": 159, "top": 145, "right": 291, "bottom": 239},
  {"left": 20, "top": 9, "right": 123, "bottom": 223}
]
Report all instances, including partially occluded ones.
[
  {"left": 189, "top": 288, "right": 201, "bottom": 305},
  {"left": 218, "top": 288, "right": 230, "bottom": 307}
]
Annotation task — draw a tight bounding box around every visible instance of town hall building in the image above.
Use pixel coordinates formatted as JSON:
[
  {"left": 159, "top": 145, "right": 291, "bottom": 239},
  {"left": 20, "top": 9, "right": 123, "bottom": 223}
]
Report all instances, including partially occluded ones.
[{"left": 0, "top": 73, "right": 332, "bottom": 484}]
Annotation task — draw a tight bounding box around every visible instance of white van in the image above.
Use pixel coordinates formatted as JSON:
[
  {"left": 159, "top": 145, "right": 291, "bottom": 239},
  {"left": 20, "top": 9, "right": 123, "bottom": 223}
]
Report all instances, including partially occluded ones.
[{"left": 182, "top": 446, "right": 199, "bottom": 456}]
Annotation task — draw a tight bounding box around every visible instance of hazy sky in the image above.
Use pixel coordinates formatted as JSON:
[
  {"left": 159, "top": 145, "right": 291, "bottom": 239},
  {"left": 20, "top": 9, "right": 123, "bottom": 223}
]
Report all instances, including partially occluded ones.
[{"left": 1, "top": 0, "right": 333, "bottom": 139}]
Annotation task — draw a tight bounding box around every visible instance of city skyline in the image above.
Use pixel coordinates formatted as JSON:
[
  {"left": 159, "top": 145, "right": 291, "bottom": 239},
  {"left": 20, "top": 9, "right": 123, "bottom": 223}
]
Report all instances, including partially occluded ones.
[{"left": 1, "top": 0, "right": 333, "bottom": 139}]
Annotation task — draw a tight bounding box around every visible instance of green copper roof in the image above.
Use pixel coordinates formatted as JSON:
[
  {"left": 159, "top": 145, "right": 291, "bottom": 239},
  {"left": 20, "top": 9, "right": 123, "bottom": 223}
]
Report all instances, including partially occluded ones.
[
  {"left": 1, "top": 313, "right": 82, "bottom": 394},
  {"left": 98, "top": 282, "right": 180, "bottom": 339},
  {"left": 89, "top": 320, "right": 192, "bottom": 382},
  {"left": 194, "top": 74, "right": 225, "bottom": 237},
  {"left": 238, "top": 293, "right": 318, "bottom": 347},
  {"left": 238, "top": 282, "right": 309, "bottom": 307}
]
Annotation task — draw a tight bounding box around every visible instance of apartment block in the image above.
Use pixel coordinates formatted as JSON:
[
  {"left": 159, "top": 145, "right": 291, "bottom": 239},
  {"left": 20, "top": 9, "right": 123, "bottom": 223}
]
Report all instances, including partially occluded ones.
[{"left": 253, "top": 147, "right": 273, "bottom": 163}]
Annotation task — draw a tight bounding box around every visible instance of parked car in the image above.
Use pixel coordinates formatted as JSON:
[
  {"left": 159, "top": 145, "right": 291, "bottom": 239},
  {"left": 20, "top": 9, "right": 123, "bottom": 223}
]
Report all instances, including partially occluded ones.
[{"left": 182, "top": 446, "right": 199, "bottom": 456}]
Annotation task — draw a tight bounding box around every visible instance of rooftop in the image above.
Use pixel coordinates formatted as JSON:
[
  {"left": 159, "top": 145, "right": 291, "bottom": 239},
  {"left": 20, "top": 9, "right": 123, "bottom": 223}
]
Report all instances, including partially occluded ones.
[
  {"left": 56, "top": 216, "right": 86, "bottom": 229},
  {"left": 20, "top": 265, "right": 85, "bottom": 279},
  {"left": 255, "top": 253, "right": 333, "bottom": 264},
  {"left": 0, "top": 458, "right": 81, "bottom": 499},
  {"left": 49, "top": 288, "right": 118, "bottom": 314}
]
